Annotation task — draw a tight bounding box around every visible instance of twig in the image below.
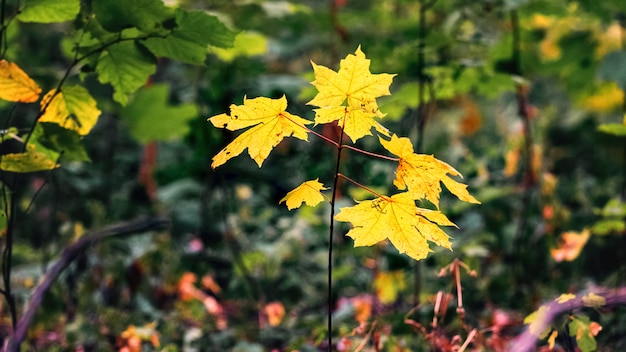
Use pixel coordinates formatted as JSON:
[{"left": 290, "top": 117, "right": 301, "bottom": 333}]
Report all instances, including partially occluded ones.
[
  {"left": 3, "top": 216, "right": 170, "bottom": 352},
  {"left": 509, "top": 287, "right": 626, "bottom": 352}
]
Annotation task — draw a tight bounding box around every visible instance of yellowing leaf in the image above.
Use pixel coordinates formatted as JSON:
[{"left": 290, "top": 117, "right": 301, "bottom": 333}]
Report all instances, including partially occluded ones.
[
  {"left": 379, "top": 134, "right": 480, "bottom": 208},
  {"left": 569, "top": 316, "right": 599, "bottom": 352},
  {"left": 0, "top": 60, "right": 41, "bottom": 103},
  {"left": 374, "top": 270, "right": 406, "bottom": 304},
  {"left": 555, "top": 293, "right": 576, "bottom": 304},
  {"left": 335, "top": 192, "right": 456, "bottom": 261},
  {"left": 40, "top": 85, "right": 101, "bottom": 135},
  {"left": 550, "top": 229, "right": 590, "bottom": 262},
  {"left": 209, "top": 95, "right": 311, "bottom": 168},
  {"left": 307, "top": 46, "right": 395, "bottom": 142},
  {"left": 582, "top": 292, "right": 606, "bottom": 308},
  {"left": 0, "top": 144, "right": 58, "bottom": 172},
  {"left": 280, "top": 179, "right": 328, "bottom": 210},
  {"left": 524, "top": 306, "right": 551, "bottom": 338},
  {"left": 264, "top": 302, "right": 285, "bottom": 327},
  {"left": 547, "top": 330, "right": 558, "bottom": 349}
]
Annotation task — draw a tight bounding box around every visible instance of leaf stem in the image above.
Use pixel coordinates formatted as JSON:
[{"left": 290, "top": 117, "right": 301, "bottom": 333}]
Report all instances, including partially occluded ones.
[
  {"left": 337, "top": 173, "right": 391, "bottom": 201},
  {"left": 281, "top": 113, "right": 399, "bottom": 161}
]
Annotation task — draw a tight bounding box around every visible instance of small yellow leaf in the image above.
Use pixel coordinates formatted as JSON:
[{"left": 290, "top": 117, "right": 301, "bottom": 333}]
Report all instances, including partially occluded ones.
[
  {"left": 335, "top": 192, "right": 455, "bottom": 261},
  {"left": 379, "top": 134, "right": 480, "bottom": 208},
  {"left": 548, "top": 330, "right": 558, "bottom": 349},
  {"left": 209, "top": 95, "right": 312, "bottom": 168},
  {"left": 0, "top": 144, "right": 58, "bottom": 172},
  {"left": 0, "top": 60, "right": 41, "bottom": 103},
  {"left": 582, "top": 292, "right": 606, "bottom": 308},
  {"left": 307, "top": 46, "right": 395, "bottom": 142},
  {"left": 555, "top": 293, "right": 576, "bottom": 304},
  {"left": 280, "top": 179, "right": 328, "bottom": 210},
  {"left": 264, "top": 302, "right": 285, "bottom": 327},
  {"left": 40, "top": 86, "right": 101, "bottom": 136}
]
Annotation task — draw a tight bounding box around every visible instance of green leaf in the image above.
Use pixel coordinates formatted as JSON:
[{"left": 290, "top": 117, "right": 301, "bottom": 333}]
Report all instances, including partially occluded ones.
[
  {"left": 598, "top": 123, "right": 626, "bottom": 136},
  {"left": 598, "top": 51, "right": 626, "bottom": 90},
  {"left": 121, "top": 84, "right": 198, "bottom": 144},
  {"left": 568, "top": 316, "right": 598, "bottom": 352},
  {"left": 95, "top": 41, "right": 156, "bottom": 106},
  {"left": 17, "top": 0, "right": 80, "bottom": 23},
  {"left": 211, "top": 31, "right": 267, "bottom": 62},
  {"left": 33, "top": 122, "right": 90, "bottom": 162},
  {"left": 0, "top": 144, "right": 58, "bottom": 172},
  {"left": 92, "top": 0, "right": 171, "bottom": 32},
  {"left": 142, "top": 9, "right": 236, "bottom": 64}
]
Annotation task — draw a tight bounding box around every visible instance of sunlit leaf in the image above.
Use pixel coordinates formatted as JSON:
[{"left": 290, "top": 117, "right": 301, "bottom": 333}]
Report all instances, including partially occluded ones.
[
  {"left": 209, "top": 95, "right": 311, "bottom": 168},
  {"left": 0, "top": 60, "right": 41, "bottom": 103},
  {"left": 379, "top": 134, "right": 480, "bottom": 208},
  {"left": 212, "top": 31, "right": 267, "bottom": 62},
  {"left": 39, "top": 85, "right": 101, "bottom": 135},
  {"left": 335, "top": 192, "right": 456, "bottom": 261},
  {"left": 280, "top": 179, "right": 328, "bottom": 210},
  {"left": 121, "top": 84, "right": 197, "bottom": 144},
  {"left": 307, "top": 46, "right": 395, "bottom": 142},
  {"left": 0, "top": 144, "right": 58, "bottom": 172},
  {"left": 547, "top": 330, "right": 558, "bottom": 350},
  {"left": 17, "top": 0, "right": 79, "bottom": 23},
  {"left": 523, "top": 306, "right": 551, "bottom": 338},
  {"left": 96, "top": 41, "right": 156, "bottom": 106}
]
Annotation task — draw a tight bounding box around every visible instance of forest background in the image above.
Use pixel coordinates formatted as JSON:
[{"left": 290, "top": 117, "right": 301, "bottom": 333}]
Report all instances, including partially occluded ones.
[{"left": 0, "top": 0, "right": 625, "bottom": 351}]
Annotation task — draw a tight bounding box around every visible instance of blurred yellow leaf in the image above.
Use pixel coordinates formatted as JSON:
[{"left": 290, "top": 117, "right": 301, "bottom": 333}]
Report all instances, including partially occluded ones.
[
  {"left": 335, "top": 192, "right": 456, "bottom": 261},
  {"left": 280, "top": 178, "right": 328, "bottom": 210},
  {"left": 308, "top": 46, "right": 395, "bottom": 142},
  {"left": 40, "top": 85, "right": 101, "bottom": 135},
  {"left": 209, "top": 95, "right": 311, "bottom": 168},
  {"left": 548, "top": 330, "right": 558, "bottom": 349},
  {"left": 0, "top": 60, "right": 41, "bottom": 103},
  {"left": 379, "top": 134, "right": 480, "bottom": 208},
  {"left": 582, "top": 293, "right": 606, "bottom": 308},
  {"left": 555, "top": 293, "right": 576, "bottom": 304},
  {"left": 524, "top": 306, "right": 551, "bottom": 338},
  {"left": 374, "top": 270, "right": 406, "bottom": 304},
  {"left": 550, "top": 229, "right": 590, "bottom": 262},
  {"left": 0, "top": 144, "right": 58, "bottom": 172}
]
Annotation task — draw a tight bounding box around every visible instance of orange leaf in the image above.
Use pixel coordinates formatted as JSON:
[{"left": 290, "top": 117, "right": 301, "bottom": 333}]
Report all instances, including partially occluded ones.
[
  {"left": 0, "top": 60, "right": 41, "bottom": 103},
  {"left": 264, "top": 302, "right": 285, "bottom": 326},
  {"left": 551, "top": 229, "right": 590, "bottom": 262}
]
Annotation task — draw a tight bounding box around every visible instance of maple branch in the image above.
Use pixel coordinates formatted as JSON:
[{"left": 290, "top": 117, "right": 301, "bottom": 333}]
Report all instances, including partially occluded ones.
[
  {"left": 337, "top": 173, "right": 390, "bottom": 200},
  {"left": 509, "top": 287, "right": 626, "bottom": 352},
  {"left": 4, "top": 216, "right": 170, "bottom": 352},
  {"left": 343, "top": 144, "right": 399, "bottom": 162}
]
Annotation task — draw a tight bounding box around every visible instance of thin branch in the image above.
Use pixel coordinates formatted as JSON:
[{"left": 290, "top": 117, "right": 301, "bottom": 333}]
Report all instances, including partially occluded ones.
[
  {"left": 4, "top": 216, "right": 170, "bottom": 352},
  {"left": 327, "top": 121, "right": 346, "bottom": 352},
  {"left": 509, "top": 287, "right": 626, "bottom": 352}
]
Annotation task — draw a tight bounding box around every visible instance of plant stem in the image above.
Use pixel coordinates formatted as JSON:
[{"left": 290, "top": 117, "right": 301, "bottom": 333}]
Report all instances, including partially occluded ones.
[
  {"left": 327, "top": 123, "right": 346, "bottom": 351},
  {"left": 337, "top": 173, "right": 390, "bottom": 200}
]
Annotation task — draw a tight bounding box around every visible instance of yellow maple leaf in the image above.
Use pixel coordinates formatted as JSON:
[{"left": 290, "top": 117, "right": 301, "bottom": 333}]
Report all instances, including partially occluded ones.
[
  {"left": 0, "top": 60, "right": 41, "bottom": 103},
  {"left": 379, "top": 134, "right": 480, "bottom": 208},
  {"left": 0, "top": 144, "right": 58, "bottom": 172},
  {"left": 280, "top": 179, "right": 328, "bottom": 210},
  {"left": 40, "top": 86, "right": 102, "bottom": 135},
  {"left": 307, "top": 46, "right": 395, "bottom": 142},
  {"left": 209, "top": 95, "right": 312, "bottom": 168},
  {"left": 555, "top": 293, "right": 576, "bottom": 304},
  {"left": 374, "top": 270, "right": 406, "bottom": 304},
  {"left": 335, "top": 192, "right": 456, "bottom": 261}
]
